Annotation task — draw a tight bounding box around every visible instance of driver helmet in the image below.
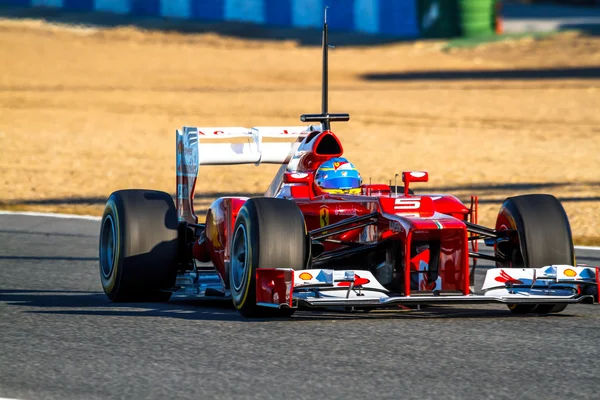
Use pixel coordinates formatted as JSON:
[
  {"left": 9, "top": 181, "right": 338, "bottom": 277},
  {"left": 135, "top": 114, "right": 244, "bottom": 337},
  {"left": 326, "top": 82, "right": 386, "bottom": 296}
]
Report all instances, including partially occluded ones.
[{"left": 315, "top": 157, "right": 362, "bottom": 194}]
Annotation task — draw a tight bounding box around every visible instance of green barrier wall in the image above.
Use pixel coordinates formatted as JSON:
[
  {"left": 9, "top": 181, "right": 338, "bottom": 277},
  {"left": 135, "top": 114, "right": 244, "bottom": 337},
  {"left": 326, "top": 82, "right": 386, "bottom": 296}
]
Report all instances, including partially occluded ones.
[
  {"left": 458, "top": 0, "right": 496, "bottom": 37},
  {"left": 418, "top": 0, "right": 497, "bottom": 39}
]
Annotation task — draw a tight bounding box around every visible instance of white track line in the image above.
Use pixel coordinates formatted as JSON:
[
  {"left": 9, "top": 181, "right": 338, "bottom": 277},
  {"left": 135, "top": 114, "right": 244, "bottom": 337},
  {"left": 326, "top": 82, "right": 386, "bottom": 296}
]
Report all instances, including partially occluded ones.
[
  {"left": 575, "top": 245, "right": 600, "bottom": 251},
  {"left": 474, "top": 239, "right": 600, "bottom": 251},
  {"left": 0, "top": 210, "right": 101, "bottom": 221},
  {"left": 1, "top": 210, "right": 599, "bottom": 250}
]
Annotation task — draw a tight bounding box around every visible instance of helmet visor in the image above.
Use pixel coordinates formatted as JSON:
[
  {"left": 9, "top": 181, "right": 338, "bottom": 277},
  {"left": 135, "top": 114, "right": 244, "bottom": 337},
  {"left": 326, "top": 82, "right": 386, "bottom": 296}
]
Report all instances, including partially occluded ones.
[{"left": 318, "top": 177, "right": 361, "bottom": 190}]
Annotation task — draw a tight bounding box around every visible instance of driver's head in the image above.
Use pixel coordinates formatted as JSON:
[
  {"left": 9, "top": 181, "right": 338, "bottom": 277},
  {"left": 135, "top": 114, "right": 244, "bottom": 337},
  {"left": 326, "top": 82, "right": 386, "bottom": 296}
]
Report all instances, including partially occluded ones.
[{"left": 315, "top": 157, "right": 362, "bottom": 194}]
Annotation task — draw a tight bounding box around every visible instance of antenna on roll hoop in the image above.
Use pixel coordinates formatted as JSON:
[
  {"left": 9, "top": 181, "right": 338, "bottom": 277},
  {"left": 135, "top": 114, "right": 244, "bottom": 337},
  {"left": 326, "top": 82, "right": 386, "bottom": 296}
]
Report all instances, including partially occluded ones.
[
  {"left": 322, "top": 7, "right": 329, "bottom": 118},
  {"left": 300, "top": 7, "right": 350, "bottom": 131}
]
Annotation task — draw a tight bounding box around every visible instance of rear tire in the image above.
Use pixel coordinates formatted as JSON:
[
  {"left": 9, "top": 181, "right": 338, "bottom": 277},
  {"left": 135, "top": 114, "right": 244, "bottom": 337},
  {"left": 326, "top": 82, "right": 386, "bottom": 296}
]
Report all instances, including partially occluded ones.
[
  {"left": 229, "top": 198, "right": 309, "bottom": 318},
  {"left": 99, "top": 190, "right": 178, "bottom": 302},
  {"left": 495, "top": 194, "right": 574, "bottom": 314}
]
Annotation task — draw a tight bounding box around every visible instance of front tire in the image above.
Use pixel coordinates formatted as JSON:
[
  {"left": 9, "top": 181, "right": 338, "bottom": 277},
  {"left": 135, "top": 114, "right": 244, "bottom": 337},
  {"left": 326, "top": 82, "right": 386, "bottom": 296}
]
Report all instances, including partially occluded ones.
[
  {"left": 495, "top": 194, "right": 574, "bottom": 314},
  {"left": 229, "top": 198, "right": 309, "bottom": 318},
  {"left": 99, "top": 190, "right": 178, "bottom": 302}
]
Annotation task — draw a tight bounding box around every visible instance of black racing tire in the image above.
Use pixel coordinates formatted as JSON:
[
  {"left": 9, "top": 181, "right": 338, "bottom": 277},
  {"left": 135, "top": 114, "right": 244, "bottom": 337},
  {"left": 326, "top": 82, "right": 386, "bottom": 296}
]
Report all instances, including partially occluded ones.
[
  {"left": 229, "top": 198, "right": 309, "bottom": 318},
  {"left": 99, "top": 190, "right": 178, "bottom": 302},
  {"left": 495, "top": 194, "right": 574, "bottom": 314}
]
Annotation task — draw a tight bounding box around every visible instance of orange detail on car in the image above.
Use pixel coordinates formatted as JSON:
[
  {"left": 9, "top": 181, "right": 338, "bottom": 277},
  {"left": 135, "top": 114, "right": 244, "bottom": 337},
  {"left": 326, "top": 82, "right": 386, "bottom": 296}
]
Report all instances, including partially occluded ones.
[
  {"left": 299, "top": 272, "right": 313, "bottom": 280},
  {"left": 563, "top": 269, "right": 577, "bottom": 277}
]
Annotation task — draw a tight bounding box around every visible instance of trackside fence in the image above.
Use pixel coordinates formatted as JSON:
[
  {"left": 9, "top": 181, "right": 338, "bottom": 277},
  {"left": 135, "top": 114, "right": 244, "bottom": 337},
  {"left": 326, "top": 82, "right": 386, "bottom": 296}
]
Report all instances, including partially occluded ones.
[{"left": 0, "top": 0, "right": 500, "bottom": 39}]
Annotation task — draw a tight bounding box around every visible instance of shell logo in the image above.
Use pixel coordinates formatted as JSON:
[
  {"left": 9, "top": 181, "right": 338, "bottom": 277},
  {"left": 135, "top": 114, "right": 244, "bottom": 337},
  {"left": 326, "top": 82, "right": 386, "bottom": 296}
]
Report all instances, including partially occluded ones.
[
  {"left": 299, "top": 272, "right": 313, "bottom": 281},
  {"left": 563, "top": 269, "right": 577, "bottom": 277}
]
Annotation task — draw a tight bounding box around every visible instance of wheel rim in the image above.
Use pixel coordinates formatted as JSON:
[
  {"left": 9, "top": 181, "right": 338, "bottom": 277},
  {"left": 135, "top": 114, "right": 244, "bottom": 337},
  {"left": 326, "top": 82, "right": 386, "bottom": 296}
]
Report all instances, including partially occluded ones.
[
  {"left": 100, "top": 214, "right": 117, "bottom": 279},
  {"left": 496, "top": 209, "right": 522, "bottom": 266},
  {"left": 231, "top": 224, "right": 248, "bottom": 293}
]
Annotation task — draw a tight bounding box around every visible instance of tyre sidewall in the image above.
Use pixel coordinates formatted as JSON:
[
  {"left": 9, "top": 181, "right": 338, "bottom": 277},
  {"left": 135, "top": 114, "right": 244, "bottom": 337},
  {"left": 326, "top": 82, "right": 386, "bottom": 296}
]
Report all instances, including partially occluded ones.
[
  {"left": 495, "top": 201, "right": 526, "bottom": 267},
  {"left": 496, "top": 195, "right": 574, "bottom": 268},
  {"left": 229, "top": 198, "right": 308, "bottom": 317},
  {"left": 495, "top": 195, "right": 574, "bottom": 314},
  {"left": 99, "top": 194, "right": 125, "bottom": 300},
  {"left": 99, "top": 190, "right": 178, "bottom": 302},
  {"left": 230, "top": 203, "right": 259, "bottom": 313}
]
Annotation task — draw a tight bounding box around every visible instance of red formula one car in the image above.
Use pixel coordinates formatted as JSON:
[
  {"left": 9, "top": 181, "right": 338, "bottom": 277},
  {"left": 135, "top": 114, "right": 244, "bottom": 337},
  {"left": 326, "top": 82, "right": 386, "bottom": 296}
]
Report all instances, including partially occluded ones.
[{"left": 98, "top": 18, "right": 598, "bottom": 317}]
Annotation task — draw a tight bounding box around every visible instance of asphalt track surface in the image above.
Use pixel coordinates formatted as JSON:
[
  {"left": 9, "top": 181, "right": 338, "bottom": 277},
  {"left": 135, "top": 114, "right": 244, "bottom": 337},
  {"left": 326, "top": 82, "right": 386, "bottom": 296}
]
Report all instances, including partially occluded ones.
[{"left": 1, "top": 213, "right": 599, "bottom": 400}]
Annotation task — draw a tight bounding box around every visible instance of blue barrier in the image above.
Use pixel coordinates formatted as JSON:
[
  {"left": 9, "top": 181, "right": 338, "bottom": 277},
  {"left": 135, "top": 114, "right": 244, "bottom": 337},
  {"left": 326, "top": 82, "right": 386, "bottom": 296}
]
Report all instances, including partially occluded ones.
[{"left": 0, "top": 0, "right": 420, "bottom": 38}]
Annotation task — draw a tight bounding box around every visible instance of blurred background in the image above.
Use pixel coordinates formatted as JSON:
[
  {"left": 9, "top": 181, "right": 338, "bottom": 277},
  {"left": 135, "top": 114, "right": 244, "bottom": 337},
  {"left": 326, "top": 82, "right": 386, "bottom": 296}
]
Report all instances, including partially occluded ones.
[{"left": 0, "top": 0, "right": 599, "bottom": 244}]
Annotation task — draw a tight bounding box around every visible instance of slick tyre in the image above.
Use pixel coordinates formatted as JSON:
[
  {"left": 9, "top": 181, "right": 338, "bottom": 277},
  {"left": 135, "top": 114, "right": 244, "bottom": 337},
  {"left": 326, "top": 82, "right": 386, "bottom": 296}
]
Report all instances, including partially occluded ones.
[
  {"left": 229, "top": 198, "right": 309, "bottom": 318},
  {"left": 99, "top": 190, "right": 178, "bottom": 302},
  {"left": 495, "top": 194, "right": 574, "bottom": 314}
]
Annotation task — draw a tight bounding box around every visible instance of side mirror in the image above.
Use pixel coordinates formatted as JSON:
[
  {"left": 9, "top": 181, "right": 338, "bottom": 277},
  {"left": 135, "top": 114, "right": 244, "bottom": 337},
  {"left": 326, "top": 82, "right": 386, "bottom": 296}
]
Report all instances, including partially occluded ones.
[{"left": 402, "top": 171, "right": 428, "bottom": 196}]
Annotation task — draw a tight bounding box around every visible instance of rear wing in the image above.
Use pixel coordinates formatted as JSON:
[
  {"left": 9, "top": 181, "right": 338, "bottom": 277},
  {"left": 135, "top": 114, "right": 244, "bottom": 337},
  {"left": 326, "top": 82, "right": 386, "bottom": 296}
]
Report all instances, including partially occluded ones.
[{"left": 176, "top": 125, "right": 317, "bottom": 223}]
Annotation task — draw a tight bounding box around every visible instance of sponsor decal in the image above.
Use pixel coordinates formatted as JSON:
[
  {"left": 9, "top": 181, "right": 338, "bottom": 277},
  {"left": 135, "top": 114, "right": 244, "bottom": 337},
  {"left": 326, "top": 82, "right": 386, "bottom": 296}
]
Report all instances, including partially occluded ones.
[
  {"left": 177, "top": 131, "right": 199, "bottom": 177},
  {"left": 495, "top": 270, "right": 523, "bottom": 285},
  {"left": 579, "top": 268, "right": 595, "bottom": 279},
  {"left": 563, "top": 268, "right": 577, "bottom": 277},
  {"left": 410, "top": 171, "right": 427, "bottom": 178},
  {"left": 299, "top": 272, "right": 313, "bottom": 281},
  {"left": 177, "top": 184, "right": 189, "bottom": 199},
  {"left": 290, "top": 173, "right": 309, "bottom": 179},
  {"left": 319, "top": 205, "right": 329, "bottom": 228},
  {"left": 543, "top": 266, "right": 556, "bottom": 274},
  {"left": 334, "top": 207, "right": 357, "bottom": 216},
  {"left": 333, "top": 161, "right": 347, "bottom": 171},
  {"left": 336, "top": 274, "right": 370, "bottom": 287},
  {"left": 198, "top": 130, "right": 225, "bottom": 136}
]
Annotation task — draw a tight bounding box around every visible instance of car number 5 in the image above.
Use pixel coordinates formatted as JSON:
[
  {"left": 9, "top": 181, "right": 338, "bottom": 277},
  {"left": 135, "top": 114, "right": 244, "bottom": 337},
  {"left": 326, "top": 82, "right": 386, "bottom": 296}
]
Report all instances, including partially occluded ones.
[{"left": 394, "top": 198, "right": 421, "bottom": 210}]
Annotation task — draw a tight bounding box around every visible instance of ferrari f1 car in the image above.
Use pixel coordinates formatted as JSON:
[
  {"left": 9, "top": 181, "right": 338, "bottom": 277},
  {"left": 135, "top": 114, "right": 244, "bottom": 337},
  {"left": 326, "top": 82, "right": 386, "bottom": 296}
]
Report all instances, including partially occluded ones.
[{"left": 98, "top": 16, "right": 598, "bottom": 318}]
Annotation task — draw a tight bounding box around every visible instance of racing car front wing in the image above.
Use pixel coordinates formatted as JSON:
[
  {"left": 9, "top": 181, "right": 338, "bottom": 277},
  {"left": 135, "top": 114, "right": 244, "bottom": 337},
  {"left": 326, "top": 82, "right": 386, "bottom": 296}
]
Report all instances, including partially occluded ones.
[{"left": 255, "top": 266, "right": 599, "bottom": 310}]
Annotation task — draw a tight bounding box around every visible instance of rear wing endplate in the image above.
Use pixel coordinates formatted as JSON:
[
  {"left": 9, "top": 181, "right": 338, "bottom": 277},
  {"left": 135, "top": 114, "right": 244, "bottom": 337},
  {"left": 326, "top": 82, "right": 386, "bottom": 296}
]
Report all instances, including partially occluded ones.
[{"left": 176, "top": 125, "right": 317, "bottom": 223}]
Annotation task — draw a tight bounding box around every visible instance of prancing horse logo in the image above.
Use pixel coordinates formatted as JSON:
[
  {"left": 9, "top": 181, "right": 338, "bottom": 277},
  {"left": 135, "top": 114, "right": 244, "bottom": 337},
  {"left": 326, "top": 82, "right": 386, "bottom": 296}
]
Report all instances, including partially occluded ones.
[{"left": 319, "top": 205, "right": 329, "bottom": 228}]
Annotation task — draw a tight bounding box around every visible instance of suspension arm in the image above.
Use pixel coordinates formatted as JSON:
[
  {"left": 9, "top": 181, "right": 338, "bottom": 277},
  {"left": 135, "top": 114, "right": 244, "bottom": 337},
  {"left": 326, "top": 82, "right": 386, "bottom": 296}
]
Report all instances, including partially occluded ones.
[{"left": 310, "top": 212, "right": 378, "bottom": 239}]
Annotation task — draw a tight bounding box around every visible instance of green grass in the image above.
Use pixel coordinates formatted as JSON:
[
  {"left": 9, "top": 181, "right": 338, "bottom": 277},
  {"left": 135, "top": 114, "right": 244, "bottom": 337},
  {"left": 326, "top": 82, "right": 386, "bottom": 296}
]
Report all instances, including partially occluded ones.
[{"left": 442, "top": 31, "right": 562, "bottom": 50}]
